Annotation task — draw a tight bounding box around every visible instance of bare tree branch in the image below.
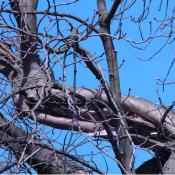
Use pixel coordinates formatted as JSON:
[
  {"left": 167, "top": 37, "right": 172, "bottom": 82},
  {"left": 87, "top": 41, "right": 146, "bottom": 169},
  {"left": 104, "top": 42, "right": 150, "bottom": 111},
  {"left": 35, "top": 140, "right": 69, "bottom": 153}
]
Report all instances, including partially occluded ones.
[
  {"left": 0, "top": 114, "right": 102, "bottom": 174},
  {"left": 0, "top": 0, "right": 174, "bottom": 173},
  {"left": 105, "top": 0, "right": 122, "bottom": 24}
]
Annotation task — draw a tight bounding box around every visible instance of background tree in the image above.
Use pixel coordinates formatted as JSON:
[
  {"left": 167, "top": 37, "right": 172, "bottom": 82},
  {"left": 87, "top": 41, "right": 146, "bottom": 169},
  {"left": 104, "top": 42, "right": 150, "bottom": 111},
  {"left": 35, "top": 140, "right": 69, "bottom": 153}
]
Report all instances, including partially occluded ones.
[{"left": 0, "top": 0, "right": 175, "bottom": 174}]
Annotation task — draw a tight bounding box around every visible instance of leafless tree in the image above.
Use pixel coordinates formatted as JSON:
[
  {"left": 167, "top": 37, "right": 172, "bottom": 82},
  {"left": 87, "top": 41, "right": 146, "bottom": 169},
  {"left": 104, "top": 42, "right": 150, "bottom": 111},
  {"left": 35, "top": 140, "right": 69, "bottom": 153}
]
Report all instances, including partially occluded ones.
[{"left": 0, "top": 0, "right": 175, "bottom": 174}]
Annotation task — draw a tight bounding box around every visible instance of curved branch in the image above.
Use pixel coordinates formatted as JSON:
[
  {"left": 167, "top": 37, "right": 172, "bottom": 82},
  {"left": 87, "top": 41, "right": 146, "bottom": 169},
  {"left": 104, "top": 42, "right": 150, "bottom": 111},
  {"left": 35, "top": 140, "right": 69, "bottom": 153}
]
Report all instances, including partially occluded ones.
[
  {"left": 123, "top": 96, "right": 175, "bottom": 136},
  {"left": 36, "top": 113, "right": 102, "bottom": 132}
]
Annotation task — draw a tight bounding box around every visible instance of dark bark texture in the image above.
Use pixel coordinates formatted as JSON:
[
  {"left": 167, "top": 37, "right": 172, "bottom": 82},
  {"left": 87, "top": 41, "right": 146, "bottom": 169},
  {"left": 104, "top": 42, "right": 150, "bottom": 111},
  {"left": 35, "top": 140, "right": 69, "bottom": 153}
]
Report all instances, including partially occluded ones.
[{"left": 0, "top": 0, "right": 174, "bottom": 174}]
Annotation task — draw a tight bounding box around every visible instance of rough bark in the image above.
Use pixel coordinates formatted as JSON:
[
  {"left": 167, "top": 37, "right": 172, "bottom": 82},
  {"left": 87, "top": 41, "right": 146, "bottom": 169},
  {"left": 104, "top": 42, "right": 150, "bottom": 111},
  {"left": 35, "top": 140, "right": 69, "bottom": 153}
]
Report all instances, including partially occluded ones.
[
  {"left": 0, "top": 0, "right": 174, "bottom": 174},
  {"left": 97, "top": 0, "right": 133, "bottom": 173}
]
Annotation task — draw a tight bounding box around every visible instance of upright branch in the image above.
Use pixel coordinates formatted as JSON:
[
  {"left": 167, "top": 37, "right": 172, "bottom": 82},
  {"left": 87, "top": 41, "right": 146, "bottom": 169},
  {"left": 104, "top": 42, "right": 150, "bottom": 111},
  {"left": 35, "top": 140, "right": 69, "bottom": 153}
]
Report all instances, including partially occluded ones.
[
  {"left": 105, "top": 0, "right": 122, "bottom": 24},
  {"left": 9, "top": 0, "right": 52, "bottom": 113},
  {"left": 0, "top": 0, "right": 174, "bottom": 173},
  {"left": 97, "top": 0, "right": 133, "bottom": 173},
  {"left": 10, "top": 0, "right": 49, "bottom": 84}
]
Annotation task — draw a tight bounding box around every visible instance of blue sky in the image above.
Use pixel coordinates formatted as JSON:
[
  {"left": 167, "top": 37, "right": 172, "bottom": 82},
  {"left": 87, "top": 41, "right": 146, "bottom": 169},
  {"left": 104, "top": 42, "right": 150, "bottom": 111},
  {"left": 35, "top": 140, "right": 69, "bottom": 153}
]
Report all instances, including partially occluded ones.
[
  {"left": 38, "top": 0, "right": 175, "bottom": 173},
  {"left": 1, "top": 0, "right": 175, "bottom": 173},
  {"left": 37, "top": 0, "right": 175, "bottom": 104}
]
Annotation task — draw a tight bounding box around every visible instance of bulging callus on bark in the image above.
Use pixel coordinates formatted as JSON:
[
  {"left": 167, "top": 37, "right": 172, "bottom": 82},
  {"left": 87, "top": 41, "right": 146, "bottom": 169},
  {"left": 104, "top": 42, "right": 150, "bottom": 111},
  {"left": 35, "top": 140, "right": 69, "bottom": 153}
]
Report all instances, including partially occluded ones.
[{"left": 8, "top": 0, "right": 53, "bottom": 112}]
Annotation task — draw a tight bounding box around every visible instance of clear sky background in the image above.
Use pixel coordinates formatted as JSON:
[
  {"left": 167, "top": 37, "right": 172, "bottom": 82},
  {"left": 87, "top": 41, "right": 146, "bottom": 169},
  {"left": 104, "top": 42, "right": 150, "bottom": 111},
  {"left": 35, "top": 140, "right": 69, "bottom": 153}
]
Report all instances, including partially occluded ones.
[
  {"left": 37, "top": 0, "right": 175, "bottom": 173},
  {"left": 39, "top": 0, "right": 175, "bottom": 104},
  {"left": 1, "top": 0, "right": 175, "bottom": 174}
]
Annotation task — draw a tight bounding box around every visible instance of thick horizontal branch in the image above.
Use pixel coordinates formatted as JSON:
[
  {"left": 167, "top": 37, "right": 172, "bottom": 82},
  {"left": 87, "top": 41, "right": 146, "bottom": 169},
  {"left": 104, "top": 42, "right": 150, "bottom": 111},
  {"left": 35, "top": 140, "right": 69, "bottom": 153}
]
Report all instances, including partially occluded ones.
[
  {"left": 36, "top": 113, "right": 102, "bottom": 132},
  {"left": 123, "top": 96, "right": 175, "bottom": 136},
  {"left": 31, "top": 86, "right": 175, "bottom": 138}
]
